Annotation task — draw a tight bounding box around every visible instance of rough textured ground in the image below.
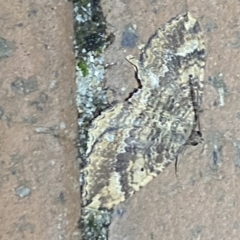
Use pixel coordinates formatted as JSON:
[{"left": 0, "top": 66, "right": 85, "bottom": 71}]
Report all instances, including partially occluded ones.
[
  {"left": 0, "top": 1, "right": 80, "bottom": 240},
  {"left": 2, "top": 0, "right": 240, "bottom": 240}
]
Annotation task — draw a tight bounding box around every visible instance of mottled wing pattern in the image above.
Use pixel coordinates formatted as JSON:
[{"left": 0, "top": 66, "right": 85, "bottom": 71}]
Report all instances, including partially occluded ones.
[{"left": 82, "top": 13, "right": 205, "bottom": 210}]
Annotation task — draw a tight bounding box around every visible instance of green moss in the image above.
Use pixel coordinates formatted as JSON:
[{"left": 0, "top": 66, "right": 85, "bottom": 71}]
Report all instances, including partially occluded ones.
[
  {"left": 73, "top": 0, "right": 88, "bottom": 6},
  {"left": 74, "top": 1, "right": 114, "bottom": 239},
  {"left": 87, "top": 214, "right": 97, "bottom": 227},
  {"left": 73, "top": 0, "right": 114, "bottom": 57},
  {"left": 80, "top": 0, "right": 89, "bottom": 5},
  {"left": 78, "top": 59, "right": 89, "bottom": 77},
  {"left": 79, "top": 210, "right": 112, "bottom": 240}
]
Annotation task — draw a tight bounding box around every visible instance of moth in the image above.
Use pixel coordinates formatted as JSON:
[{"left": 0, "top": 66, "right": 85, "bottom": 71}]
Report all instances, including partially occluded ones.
[{"left": 81, "top": 12, "right": 205, "bottom": 211}]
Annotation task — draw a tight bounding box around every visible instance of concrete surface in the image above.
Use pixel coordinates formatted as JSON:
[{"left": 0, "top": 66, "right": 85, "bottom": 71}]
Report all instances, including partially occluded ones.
[
  {"left": 2, "top": 0, "right": 240, "bottom": 240},
  {"left": 0, "top": 1, "right": 80, "bottom": 240}
]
